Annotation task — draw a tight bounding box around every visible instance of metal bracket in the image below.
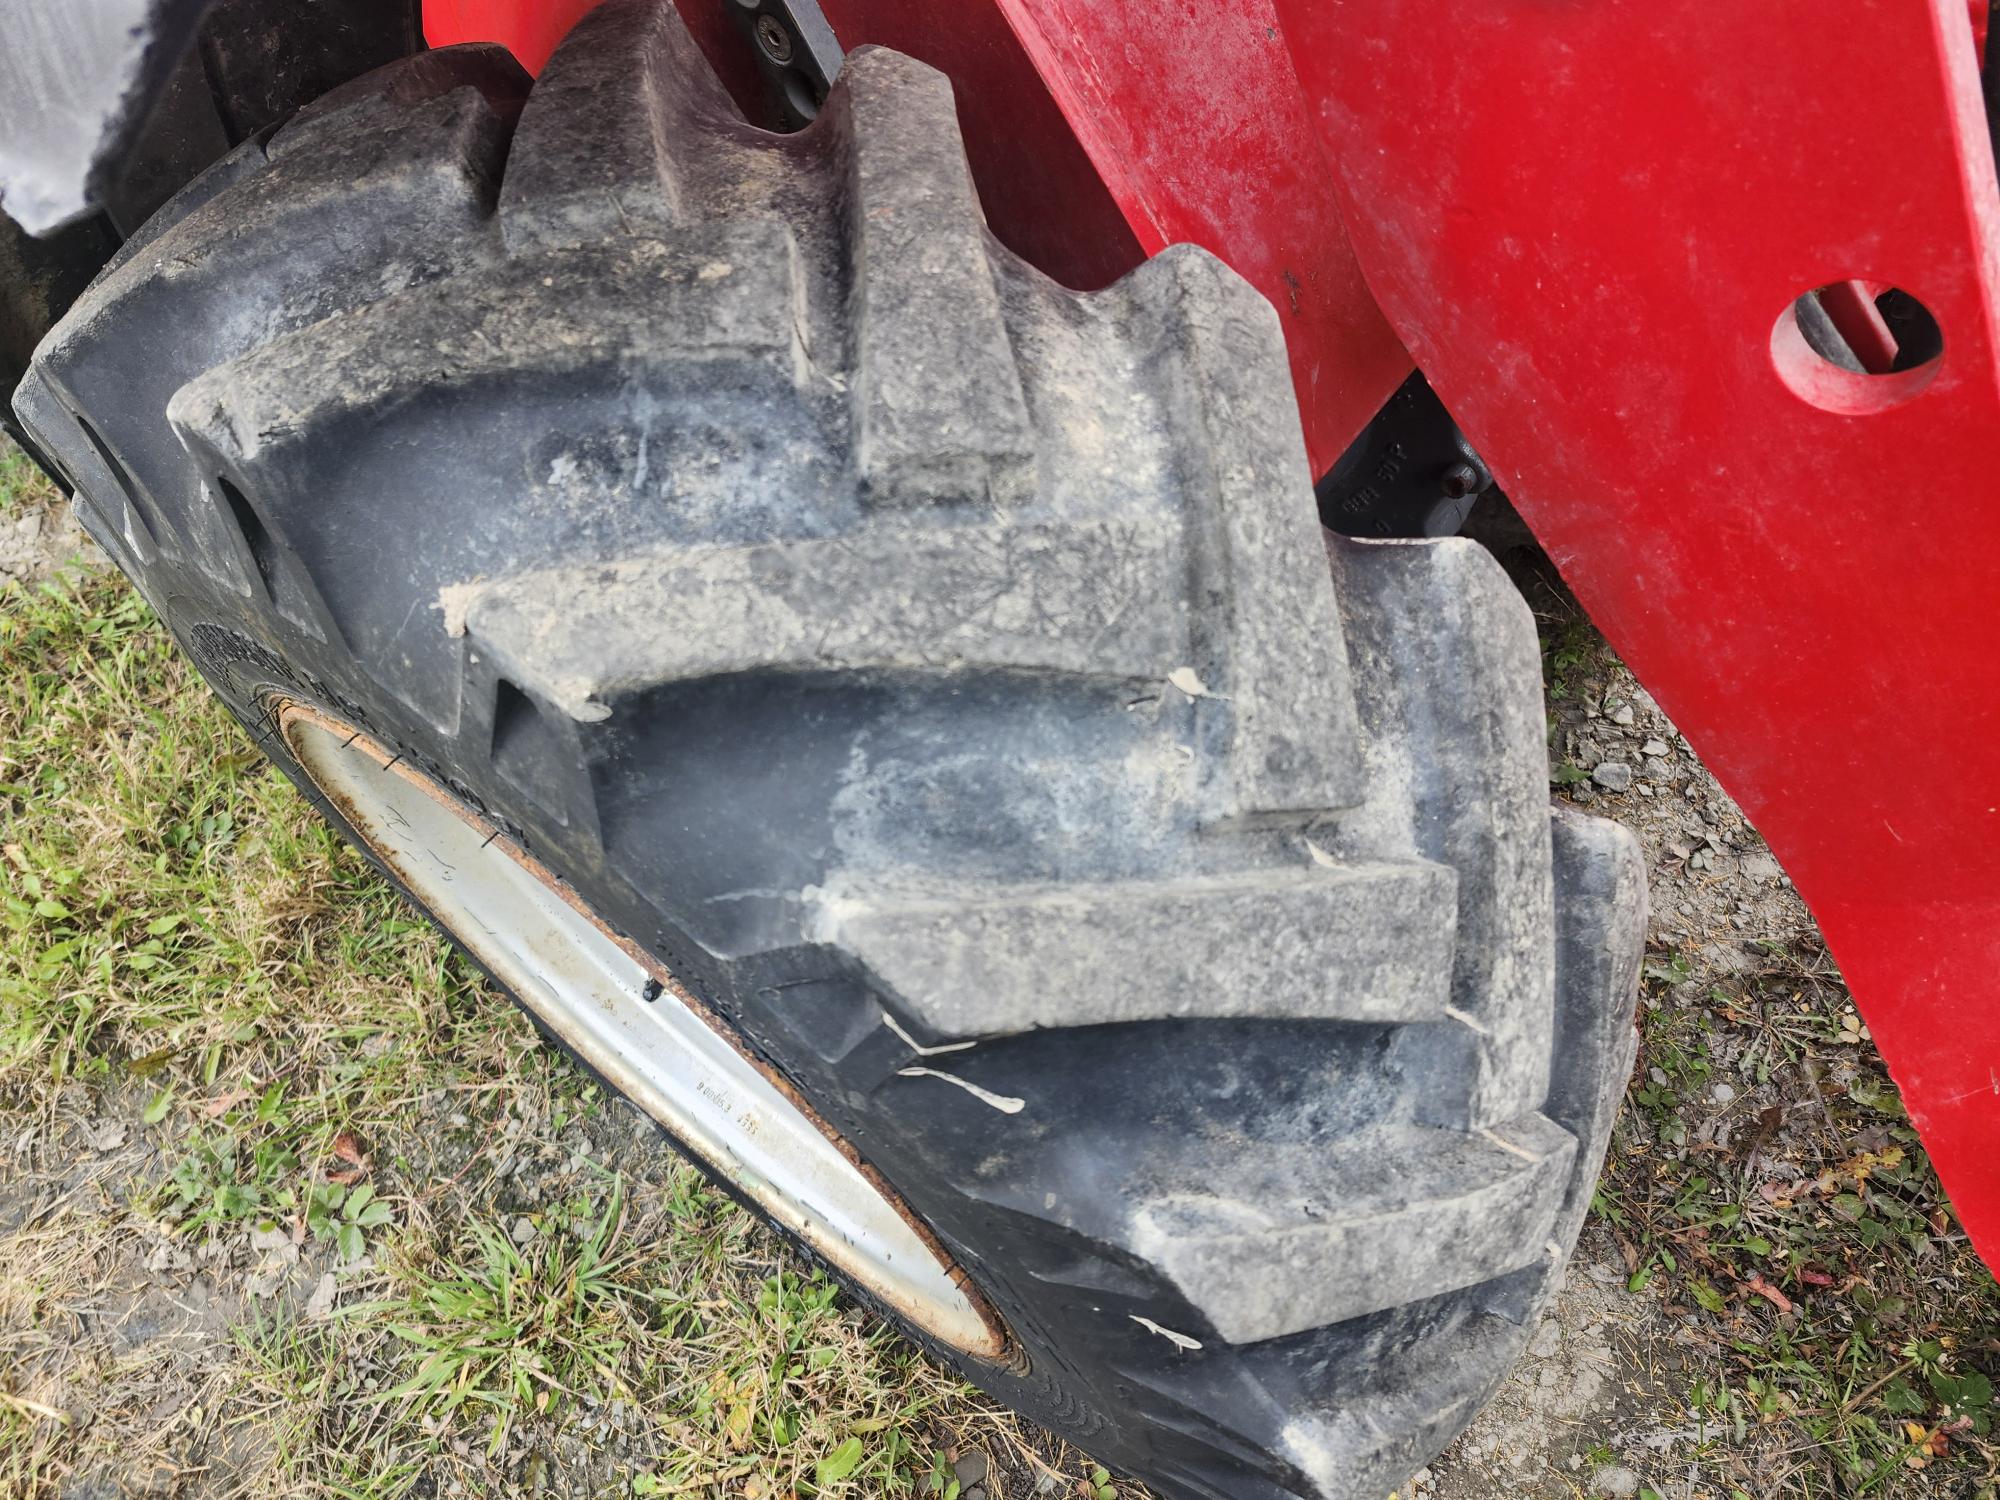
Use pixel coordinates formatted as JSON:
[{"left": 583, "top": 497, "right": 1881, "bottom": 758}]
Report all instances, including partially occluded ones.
[
  {"left": 722, "top": 0, "right": 843, "bottom": 129},
  {"left": 1317, "top": 371, "right": 1494, "bottom": 538}
]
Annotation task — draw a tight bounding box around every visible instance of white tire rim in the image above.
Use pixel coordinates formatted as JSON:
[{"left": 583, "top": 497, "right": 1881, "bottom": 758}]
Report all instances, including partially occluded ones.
[{"left": 279, "top": 701, "right": 1005, "bottom": 1358}]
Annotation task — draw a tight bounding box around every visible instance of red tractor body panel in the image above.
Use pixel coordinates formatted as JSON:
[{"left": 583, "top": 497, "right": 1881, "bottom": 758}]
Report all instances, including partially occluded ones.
[
  {"left": 425, "top": 0, "right": 2000, "bottom": 1270},
  {"left": 1276, "top": 0, "right": 2000, "bottom": 1271}
]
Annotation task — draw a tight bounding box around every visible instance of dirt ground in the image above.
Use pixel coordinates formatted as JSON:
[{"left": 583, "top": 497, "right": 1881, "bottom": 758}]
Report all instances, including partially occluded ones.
[
  {"left": 0, "top": 495, "right": 93, "bottom": 591},
  {"left": 1420, "top": 656, "right": 1770, "bottom": 1500},
  {"left": 1420, "top": 538, "right": 2000, "bottom": 1500},
  {"left": 3, "top": 470, "right": 1995, "bottom": 1500}
]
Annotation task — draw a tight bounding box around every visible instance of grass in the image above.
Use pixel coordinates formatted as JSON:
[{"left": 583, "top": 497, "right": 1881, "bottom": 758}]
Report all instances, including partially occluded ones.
[
  {"left": 1595, "top": 944, "right": 2000, "bottom": 1496},
  {"left": 0, "top": 443, "right": 1105, "bottom": 1496}
]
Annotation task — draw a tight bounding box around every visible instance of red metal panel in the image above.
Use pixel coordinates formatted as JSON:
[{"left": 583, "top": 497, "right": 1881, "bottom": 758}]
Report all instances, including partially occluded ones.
[
  {"left": 423, "top": 0, "right": 601, "bottom": 70},
  {"left": 1277, "top": 0, "right": 2000, "bottom": 1264}
]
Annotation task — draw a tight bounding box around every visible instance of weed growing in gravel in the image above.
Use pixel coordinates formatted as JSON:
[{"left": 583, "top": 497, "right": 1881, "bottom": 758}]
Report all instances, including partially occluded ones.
[
  {"left": 375, "top": 1184, "right": 643, "bottom": 1448},
  {"left": 0, "top": 438, "right": 50, "bottom": 510}
]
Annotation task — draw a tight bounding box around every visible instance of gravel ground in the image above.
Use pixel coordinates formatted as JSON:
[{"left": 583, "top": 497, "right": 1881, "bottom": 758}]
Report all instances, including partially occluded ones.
[
  {"left": 1418, "top": 535, "right": 1998, "bottom": 1500},
  {"left": 3, "top": 471, "right": 1994, "bottom": 1499},
  {"left": 1423, "top": 632, "right": 1781, "bottom": 1500}
]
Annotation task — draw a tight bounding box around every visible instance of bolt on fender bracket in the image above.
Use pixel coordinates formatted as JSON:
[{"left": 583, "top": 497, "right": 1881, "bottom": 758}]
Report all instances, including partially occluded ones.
[{"left": 723, "top": 0, "right": 843, "bottom": 129}]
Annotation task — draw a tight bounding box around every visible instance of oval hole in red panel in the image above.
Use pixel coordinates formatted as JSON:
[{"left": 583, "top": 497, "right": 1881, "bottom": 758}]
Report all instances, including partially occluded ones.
[{"left": 1773, "top": 283, "right": 1944, "bottom": 415}]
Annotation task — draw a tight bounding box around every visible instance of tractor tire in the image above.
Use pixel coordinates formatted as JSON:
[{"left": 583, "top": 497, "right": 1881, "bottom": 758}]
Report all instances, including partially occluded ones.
[{"left": 15, "top": 6, "right": 1646, "bottom": 1496}]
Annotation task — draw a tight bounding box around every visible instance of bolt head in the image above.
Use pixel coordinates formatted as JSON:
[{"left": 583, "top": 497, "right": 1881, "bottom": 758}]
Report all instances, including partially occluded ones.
[
  {"left": 1440, "top": 461, "right": 1483, "bottom": 500},
  {"left": 755, "top": 14, "right": 795, "bottom": 63}
]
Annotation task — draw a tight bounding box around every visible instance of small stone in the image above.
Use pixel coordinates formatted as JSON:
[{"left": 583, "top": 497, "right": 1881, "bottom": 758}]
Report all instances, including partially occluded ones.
[
  {"left": 83, "top": 1119, "right": 129, "bottom": 1152},
  {"left": 953, "top": 1452, "right": 988, "bottom": 1487},
  {"left": 1591, "top": 762, "right": 1633, "bottom": 792},
  {"left": 1611, "top": 704, "right": 1636, "bottom": 726},
  {"left": 1741, "top": 851, "right": 1783, "bottom": 881},
  {"left": 1642, "top": 738, "right": 1670, "bottom": 757},
  {"left": 1593, "top": 1465, "right": 1642, "bottom": 1497},
  {"left": 1528, "top": 1317, "right": 1562, "bottom": 1359},
  {"left": 510, "top": 1216, "right": 537, "bottom": 1245},
  {"left": 1711, "top": 1082, "right": 1737, "bottom": 1106},
  {"left": 304, "top": 1272, "right": 338, "bottom": 1321}
]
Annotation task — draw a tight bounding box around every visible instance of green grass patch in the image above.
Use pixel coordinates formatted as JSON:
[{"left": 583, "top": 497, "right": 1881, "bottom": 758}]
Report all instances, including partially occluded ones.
[
  {"left": 0, "top": 439, "right": 58, "bottom": 513},
  {"left": 0, "top": 448, "right": 1098, "bottom": 1497}
]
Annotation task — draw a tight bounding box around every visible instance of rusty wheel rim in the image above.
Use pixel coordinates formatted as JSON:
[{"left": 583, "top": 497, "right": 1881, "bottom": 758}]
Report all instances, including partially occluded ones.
[{"left": 277, "top": 701, "right": 1006, "bottom": 1358}]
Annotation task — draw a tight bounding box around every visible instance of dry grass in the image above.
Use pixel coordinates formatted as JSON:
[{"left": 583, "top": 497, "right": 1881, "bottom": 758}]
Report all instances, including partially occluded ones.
[{"left": 0, "top": 442, "right": 1114, "bottom": 1498}]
